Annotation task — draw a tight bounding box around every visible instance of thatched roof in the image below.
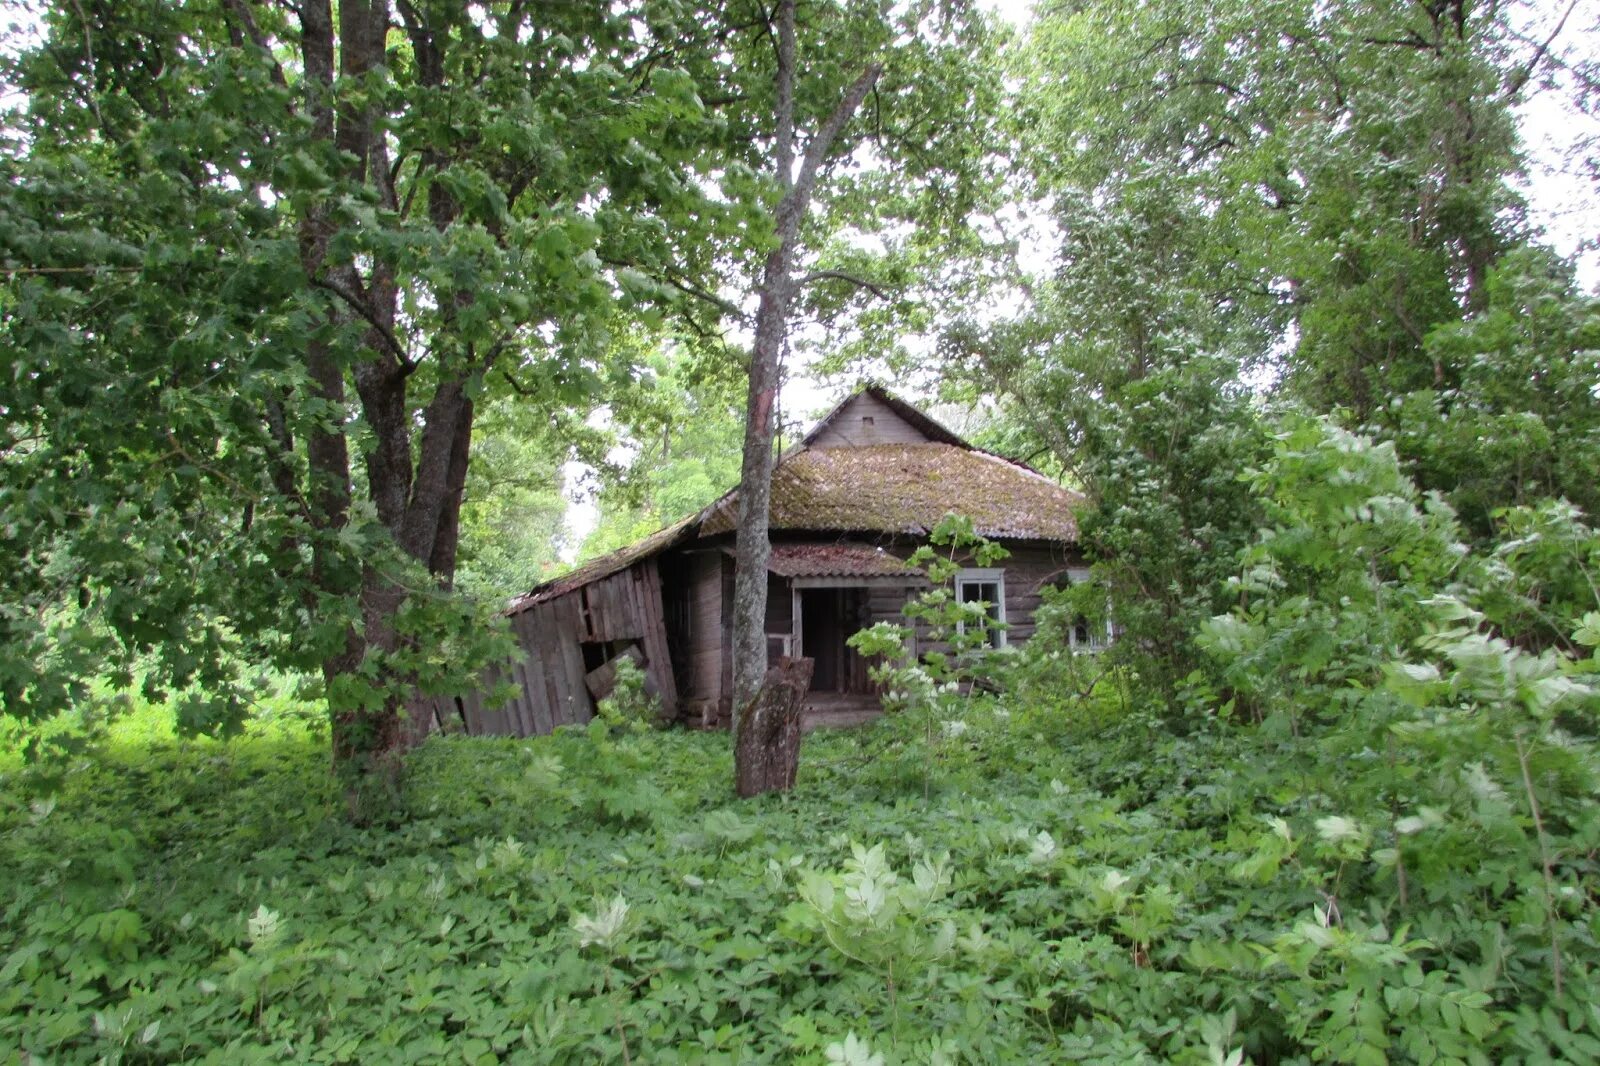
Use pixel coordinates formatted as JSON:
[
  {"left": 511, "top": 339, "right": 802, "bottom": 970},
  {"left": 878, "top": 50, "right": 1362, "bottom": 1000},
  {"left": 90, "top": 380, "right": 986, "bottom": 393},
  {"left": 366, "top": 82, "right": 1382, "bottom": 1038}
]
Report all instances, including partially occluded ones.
[
  {"left": 512, "top": 386, "right": 1081, "bottom": 607},
  {"left": 696, "top": 443, "right": 1081, "bottom": 541}
]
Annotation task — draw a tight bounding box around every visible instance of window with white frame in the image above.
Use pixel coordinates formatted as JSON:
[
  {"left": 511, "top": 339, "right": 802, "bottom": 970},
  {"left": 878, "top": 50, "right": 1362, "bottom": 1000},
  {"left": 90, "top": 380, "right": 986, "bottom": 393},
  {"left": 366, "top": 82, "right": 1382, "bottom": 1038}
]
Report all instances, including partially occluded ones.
[
  {"left": 1063, "top": 566, "right": 1115, "bottom": 651},
  {"left": 955, "top": 568, "right": 1007, "bottom": 648}
]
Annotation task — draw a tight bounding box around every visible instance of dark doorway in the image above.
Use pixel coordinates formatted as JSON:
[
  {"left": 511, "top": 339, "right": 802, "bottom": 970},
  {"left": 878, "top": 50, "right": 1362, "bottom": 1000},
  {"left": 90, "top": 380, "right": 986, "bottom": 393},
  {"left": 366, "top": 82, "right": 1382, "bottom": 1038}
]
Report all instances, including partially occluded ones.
[{"left": 799, "top": 587, "right": 872, "bottom": 694}]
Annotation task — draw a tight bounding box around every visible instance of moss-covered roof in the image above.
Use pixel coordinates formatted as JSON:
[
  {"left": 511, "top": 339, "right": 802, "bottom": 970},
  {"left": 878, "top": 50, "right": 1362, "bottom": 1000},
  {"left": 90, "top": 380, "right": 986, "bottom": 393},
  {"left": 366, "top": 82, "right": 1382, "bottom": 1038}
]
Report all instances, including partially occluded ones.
[
  {"left": 514, "top": 387, "right": 1082, "bottom": 607},
  {"left": 697, "top": 443, "right": 1082, "bottom": 541},
  {"left": 764, "top": 542, "right": 919, "bottom": 579}
]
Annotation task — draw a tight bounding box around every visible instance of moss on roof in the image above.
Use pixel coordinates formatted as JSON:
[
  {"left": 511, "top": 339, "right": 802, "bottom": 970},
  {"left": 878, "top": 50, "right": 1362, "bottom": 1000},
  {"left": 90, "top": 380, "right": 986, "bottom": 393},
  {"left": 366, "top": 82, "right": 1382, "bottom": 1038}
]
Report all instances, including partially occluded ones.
[
  {"left": 514, "top": 388, "right": 1084, "bottom": 606},
  {"left": 764, "top": 542, "right": 920, "bottom": 579},
  {"left": 698, "top": 443, "right": 1082, "bottom": 541}
]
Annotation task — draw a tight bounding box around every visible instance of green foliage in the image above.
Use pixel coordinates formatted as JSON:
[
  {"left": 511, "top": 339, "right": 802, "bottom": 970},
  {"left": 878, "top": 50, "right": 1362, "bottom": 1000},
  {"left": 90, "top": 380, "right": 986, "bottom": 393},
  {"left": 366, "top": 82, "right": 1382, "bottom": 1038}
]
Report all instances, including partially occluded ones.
[
  {"left": 579, "top": 351, "right": 745, "bottom": 561},
  {"left": 593, "top": 656, "right": 661, "bottom": 736},
  {"left": 1, "top": 0, "right": 740, "bottom": 753},
  {"left": 1195, "top": 415, "right": 1600, "bottom": 1058},
  {"left": 848, "top": 515, "right": 1011, "bottom": 796},
  {"left": 453, "top": 396, "right": 588, "bottom": 602},
  {"left": 1072, "top": 358, "right": 1273, "bottom": 703},
  {"left": 6, "top": 656, "right": 1595, "bottom": 1063},
  {"left": 1391, "top": 249, "right": 1600, "bottom": 538},
  {"left": 791, "top": 841, "right": 956, "bottom": 1043},
  {"left": 1013, "top": 0, "right": 1532, "bottom": 420}
]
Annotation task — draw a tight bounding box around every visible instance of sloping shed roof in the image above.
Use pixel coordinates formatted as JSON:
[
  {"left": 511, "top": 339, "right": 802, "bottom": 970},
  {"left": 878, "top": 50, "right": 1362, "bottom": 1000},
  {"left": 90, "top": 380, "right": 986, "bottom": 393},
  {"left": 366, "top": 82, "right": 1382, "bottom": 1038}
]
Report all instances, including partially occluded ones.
[
  {"left": 764, "top": 542, "right": 920, "bottom": 579},
  {"left": 508, "top": 512, "right": 697, "bottom": 612},
  {"left": 697, "top": 443, "right": 1082, "bottom": 541}
]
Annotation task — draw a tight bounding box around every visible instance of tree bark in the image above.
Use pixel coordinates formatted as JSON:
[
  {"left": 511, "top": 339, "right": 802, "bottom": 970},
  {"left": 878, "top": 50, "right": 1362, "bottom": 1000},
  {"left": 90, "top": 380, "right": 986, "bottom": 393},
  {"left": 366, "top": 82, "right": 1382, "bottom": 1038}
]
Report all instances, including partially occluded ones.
[
  {"left": 292, "top": 0, "right": 482, "bottom": 812},
  {"left": 734, "top": 657, "right": 813, "bottom": 797}
]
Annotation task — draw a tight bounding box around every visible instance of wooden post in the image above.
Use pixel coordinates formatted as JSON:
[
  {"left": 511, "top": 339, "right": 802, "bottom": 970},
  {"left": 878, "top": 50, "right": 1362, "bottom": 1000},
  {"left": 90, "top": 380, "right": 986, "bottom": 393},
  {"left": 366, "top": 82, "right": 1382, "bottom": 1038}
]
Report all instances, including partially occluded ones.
[{"left": 733, "top": 656, "right": 814, "bottom": 798}]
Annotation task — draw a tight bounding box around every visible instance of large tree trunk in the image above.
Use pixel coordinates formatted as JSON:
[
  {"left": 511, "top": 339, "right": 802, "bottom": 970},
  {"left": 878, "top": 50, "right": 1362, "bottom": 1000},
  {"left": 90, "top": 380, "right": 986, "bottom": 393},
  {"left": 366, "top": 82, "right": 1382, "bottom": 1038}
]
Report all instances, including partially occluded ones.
[
  {"left": 730, "top": 0, "right": 880, "bottom": 789},
  {"left": 292, "top": 0, "right": 480, "bottom": 816},
  {"left": 734, "top": 657, "right": 813, "bottom": 797}
]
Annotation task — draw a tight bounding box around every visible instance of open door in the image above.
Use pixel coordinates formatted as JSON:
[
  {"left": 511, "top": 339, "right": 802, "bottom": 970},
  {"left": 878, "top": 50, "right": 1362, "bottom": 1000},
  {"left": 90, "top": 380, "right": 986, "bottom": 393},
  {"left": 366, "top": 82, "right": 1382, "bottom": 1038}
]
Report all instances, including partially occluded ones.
[{"left": 798, "top": 586, "right": 875, "bottom": 694}]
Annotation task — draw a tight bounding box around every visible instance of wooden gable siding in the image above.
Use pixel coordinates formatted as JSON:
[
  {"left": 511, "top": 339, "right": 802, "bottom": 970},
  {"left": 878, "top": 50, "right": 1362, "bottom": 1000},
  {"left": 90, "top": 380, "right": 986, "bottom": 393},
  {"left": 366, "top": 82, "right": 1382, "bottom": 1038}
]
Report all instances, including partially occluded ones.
[
  {"left": 425, "top": 557, "right": 678, "bottom": 738},
  {"left": 806, "top": 392, "right": 933, "bottom": 449}
]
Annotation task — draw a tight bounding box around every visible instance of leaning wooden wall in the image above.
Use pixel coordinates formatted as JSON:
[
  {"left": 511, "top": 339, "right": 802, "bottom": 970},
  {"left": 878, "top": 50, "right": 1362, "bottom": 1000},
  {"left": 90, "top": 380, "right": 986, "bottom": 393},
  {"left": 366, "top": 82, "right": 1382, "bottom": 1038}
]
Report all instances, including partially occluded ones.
[
  {"left": 678, "top": 550, "right": 724, "bottom": 728},
  {"left": 424, "top": 557, "right": 679, "bottom": 738}
]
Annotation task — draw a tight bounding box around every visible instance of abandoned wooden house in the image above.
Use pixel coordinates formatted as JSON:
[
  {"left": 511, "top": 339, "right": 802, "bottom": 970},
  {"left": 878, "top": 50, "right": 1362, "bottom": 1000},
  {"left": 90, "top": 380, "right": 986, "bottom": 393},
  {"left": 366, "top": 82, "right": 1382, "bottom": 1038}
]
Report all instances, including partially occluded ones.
[{"left": 428, "top": 386, "right": 1091, "bottom": 736}]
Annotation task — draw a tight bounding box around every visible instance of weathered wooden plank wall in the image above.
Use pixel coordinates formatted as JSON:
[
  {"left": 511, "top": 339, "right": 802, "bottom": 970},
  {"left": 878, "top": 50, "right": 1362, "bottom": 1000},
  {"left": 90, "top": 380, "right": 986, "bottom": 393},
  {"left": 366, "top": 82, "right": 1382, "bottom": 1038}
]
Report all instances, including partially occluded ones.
[
  {"left": 807, "top": 392, "right": 930, "bottom": 448},
  {"left": 678, "top": 550, "right": 724, "bottom": 727},
  {"left": 894, "top": 539, "right": 1082, "bottom": 657},
  {"left": 424, "top": 558, "right": 682, "bottom": 738}
]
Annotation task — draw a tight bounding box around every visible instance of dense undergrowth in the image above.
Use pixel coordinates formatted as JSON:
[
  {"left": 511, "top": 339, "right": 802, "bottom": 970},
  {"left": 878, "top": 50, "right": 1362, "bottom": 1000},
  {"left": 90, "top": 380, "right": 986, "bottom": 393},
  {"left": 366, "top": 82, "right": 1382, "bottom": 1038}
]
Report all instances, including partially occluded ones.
[
  {"left": 6, "top": 420, "right": 1600, "bottom": 1064},
  {"left": 3, "top": 668, "right": 1595, "bottom": 1065}
]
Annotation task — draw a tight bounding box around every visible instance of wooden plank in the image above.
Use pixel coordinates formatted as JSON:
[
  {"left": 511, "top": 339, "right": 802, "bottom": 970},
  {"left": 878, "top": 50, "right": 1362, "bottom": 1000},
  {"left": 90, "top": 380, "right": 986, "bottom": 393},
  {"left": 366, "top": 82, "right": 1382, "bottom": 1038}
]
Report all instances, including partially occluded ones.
[
  {"left": 596, "top": 574, "right": 621, "bottom": 642},
  {"left": 459, "top": 670, "right": 491, "bottom": 736},
  {"left": 540, "top": 597, "right": 573, "bottom": 727},
  {"left": 680, "top": 550, "right": 724, "bottom": 710},
  {"left": 472, "top": 673, "right": 511, "bottom": 735},
  {"left": 461, "top": 689, "right": 484, "bottom": 735},
  {"left": 634, "top": 559, "right": 678, "bottom": 715},
  {"left": 584, "top": 580, "right": 607, "bottom": 643},
  {"left": 585, "top": 642, "right": 648, "bottom": 702},
  {"left": 719, "top": 554, "right": 734, "bottom": 725},
  {"left": 517, "top": 612, "right": 557, "bottom": 735},
  {"left": 509, "top": 615, "right": 544, "bottom": 735},
  {"left": 808, "top": 393, "right": 931, "bottom": 449},
  {"left": 555, "top": 595, "right": 592, "bottom": 724},
  {"left": 531, "top": 602, "right": 566, "bottom": 727},
  {"left": 508, "top": 626, "right": 548, "bottom": 736},
  {"left": 505, "top": 659, "right": 533, "bottom": 736}
]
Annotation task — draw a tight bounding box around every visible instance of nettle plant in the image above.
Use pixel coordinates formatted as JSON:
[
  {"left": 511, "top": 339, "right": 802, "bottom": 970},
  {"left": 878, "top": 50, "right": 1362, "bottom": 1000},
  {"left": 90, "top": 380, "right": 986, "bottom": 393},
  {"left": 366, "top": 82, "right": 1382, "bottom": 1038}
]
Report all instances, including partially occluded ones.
[{"left": 848, "top": 515, "right": 1009, "bottom": 795}]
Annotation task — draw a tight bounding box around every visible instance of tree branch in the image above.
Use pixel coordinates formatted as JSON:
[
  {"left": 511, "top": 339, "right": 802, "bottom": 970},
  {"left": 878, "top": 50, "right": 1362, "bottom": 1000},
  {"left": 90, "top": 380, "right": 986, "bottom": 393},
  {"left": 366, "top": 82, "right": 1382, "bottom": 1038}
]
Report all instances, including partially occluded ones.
[
  {"left": 310, "top": 276, "right": 416, "bottom": 373},
  {"left": 774, "top": 0, "right": 797, "bottom": 188},
  {"left": 220, "top": 0, "right": 289, "bottom": 90},
  {"left": 789, "top": 62, "right": 884, "bottom": 219},
  {"left": 797, "top": 269, "right": 893, "bottom": 300},
  {"left": 1504, "top": 0, "right": 1579, "bottom": 100},
  {"left": 663, "top": 275, "right": 748, "bottom": 322}
]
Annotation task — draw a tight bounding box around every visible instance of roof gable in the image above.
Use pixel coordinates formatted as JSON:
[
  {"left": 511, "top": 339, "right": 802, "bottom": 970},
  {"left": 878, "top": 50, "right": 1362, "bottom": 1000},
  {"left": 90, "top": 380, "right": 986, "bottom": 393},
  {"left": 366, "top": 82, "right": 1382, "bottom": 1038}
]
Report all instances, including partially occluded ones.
[{"left": 801, "top": 385, "right": 968, "bottom": 450}]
